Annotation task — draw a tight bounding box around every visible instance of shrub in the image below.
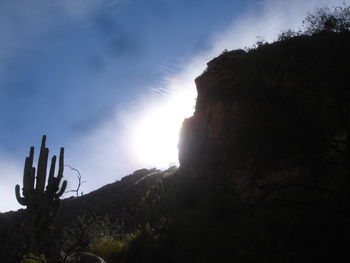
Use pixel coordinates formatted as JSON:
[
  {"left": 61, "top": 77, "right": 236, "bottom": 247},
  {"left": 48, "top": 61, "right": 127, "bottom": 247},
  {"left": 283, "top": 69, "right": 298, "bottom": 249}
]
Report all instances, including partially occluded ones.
[
  {"left": 59, "top": 214, "right": 123, "bottom": 260},
  {"left": 89, "top": 233, "right": 138, "bottom": 260},
  {"left": 20, "top": 253, "right": 46, "bottom": 263},
  {"left": 277, "top": 29, "right": 300, "bottom": 41},
  {"left": 303, "top": 4, "right": 350, "bottom": 34}
]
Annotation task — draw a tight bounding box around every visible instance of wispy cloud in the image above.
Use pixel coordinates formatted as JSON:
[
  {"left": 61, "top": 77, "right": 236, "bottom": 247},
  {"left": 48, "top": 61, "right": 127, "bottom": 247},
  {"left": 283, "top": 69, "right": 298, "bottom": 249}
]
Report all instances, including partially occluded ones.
[
  {"left": 65, "top": 0, "right": 350, "bottom": 195},
  {"left": 53, "top": 0, "right": 124, "bottom": 21},
  {"left": 0, "top": 151, "right": 22, "bottom": 212},
  {"left": 0, "top": 0, "right": 123, "bottom": 84}
]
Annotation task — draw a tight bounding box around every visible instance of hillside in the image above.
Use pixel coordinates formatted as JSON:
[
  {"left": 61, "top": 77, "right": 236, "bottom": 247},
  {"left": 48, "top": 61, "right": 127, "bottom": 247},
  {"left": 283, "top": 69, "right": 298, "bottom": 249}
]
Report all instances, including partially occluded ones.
[
  {"left": 2, "top": 15, "right": 350, "bottom": 262},
  {"left": 177, "top": 30, "right": 350, "bottom": 262}
]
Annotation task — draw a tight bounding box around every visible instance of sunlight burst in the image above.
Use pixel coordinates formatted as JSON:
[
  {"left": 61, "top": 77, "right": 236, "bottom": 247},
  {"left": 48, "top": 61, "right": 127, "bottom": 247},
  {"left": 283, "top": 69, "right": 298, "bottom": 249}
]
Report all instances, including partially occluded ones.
[{"left": 132, "top": 86, "right": 196, "bottom": 168}]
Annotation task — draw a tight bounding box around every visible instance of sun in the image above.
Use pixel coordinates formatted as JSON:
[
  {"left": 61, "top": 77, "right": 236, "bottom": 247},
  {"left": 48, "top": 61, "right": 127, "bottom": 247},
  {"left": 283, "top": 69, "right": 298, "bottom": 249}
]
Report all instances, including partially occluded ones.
[{"left": 131, "top": 87, "right": 196, "bottom": 168}]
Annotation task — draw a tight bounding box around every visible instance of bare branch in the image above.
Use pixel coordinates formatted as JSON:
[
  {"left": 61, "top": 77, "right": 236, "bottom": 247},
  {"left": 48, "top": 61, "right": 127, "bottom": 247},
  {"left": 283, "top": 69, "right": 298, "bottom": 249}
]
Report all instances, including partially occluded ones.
[{"left": 64, "top": 165, "right": 86, "bottom": 197}]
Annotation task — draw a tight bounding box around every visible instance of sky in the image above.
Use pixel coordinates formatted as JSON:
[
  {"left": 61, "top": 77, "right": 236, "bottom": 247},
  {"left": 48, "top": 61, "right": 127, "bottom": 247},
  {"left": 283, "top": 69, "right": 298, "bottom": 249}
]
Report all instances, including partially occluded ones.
[{"left": 0, "top": 0, "right": 347, "bottom": 212}]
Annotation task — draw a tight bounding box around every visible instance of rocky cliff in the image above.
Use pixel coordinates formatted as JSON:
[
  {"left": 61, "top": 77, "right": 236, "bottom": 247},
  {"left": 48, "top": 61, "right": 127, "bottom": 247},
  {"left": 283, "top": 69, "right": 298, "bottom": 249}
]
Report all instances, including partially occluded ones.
[
  {"left": 175, "top": 31, "right": 350, "bottom": 261},
  {"left": 179, "top": 31, "right": 350, "bottom": 193}
]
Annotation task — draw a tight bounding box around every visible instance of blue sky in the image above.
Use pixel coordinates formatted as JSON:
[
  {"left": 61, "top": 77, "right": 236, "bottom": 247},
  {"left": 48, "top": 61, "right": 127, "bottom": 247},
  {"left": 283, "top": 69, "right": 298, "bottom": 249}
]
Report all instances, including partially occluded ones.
[
  {"left": 0, "top": 0, "right": 246, "bottom": 148},
  {"left": 0, "top": 0, "right": 345, "bottom": 212}
]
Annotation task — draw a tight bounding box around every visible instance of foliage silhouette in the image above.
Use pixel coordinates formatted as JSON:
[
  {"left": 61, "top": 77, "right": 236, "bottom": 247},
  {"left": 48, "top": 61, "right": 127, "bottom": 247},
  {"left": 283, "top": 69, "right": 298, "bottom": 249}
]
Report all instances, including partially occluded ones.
[{"left": 303, "top": 4, "right": 350, "bottom": 34}]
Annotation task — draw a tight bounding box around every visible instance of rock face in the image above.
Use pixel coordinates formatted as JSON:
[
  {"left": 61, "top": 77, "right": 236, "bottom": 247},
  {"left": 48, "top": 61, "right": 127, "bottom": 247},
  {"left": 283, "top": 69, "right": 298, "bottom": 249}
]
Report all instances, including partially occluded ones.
[
  {"left": 177, "top": 32, "right": 350, "bottom": 261},
  {"left": 179, "top": 32, "right": 350, "bottom": 187},
  {"left": 77, "top": 252, "right": 106, "bottom": 263}
]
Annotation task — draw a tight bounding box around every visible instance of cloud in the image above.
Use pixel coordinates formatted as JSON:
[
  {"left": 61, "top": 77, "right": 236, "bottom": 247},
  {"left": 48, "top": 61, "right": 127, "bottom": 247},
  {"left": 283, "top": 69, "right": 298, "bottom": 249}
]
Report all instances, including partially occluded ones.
[
  {"left": 0, "top": 0, "right": 124, "bottom": 85},
  {"left": 53, "top": 0, "right": 124, "bottom": 21},
  {"left": 64, "top": 0, "right": 350, "bottom": 195},
  {"left": 0, "top": 151, "right": 23, "bottom": 212},
  {"left": 205, "top": 0, "right": 349, "bottom": 57},
  {"left": 53, "top": 0, "right": 103, "bottom": 20},
  {"left": 0, "top": 1, "right": 51, "bottom": 82}
]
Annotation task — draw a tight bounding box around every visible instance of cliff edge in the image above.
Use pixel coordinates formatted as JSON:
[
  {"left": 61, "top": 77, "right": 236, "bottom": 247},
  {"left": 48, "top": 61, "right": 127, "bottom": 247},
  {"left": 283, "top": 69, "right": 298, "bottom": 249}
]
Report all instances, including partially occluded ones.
[
  {"left": 180, "top": 32, "right": 350, "bottom": 189},
  {"left": 176, "top": 31, "right": 350, "bottom": 261}
]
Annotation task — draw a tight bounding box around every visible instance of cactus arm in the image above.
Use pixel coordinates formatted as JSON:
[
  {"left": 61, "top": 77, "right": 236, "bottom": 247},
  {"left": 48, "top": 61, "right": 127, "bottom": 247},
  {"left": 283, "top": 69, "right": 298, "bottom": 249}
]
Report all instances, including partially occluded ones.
[
  {"left": 30, "top": 167, "right": 35, "bottom": 192},
  {"left": 36, "top": 136, "right": 49, "bottom": 192},
  {"left": 55, "top": 180, "right": 67, "bottom": 198},
  {"left": 15, "top": 185, "right": 27, "bottom": 206},
  {"left": 23, "top": 157, "right": 31, "bottom": 196},
  {"left": 47, "top": 155, "right": 56, "bottom": 187},
  {"left": 29, "top": 146, "right": 34, "bottom": 164},
  {"left": 28, "top": 147, "right": 35, "bottom": 193},
  {"left": 57, "top": 147, "right": 64, "bottom": 182},
  {"left": 23, "top": 147, "right": 34, "bottom": 194}
]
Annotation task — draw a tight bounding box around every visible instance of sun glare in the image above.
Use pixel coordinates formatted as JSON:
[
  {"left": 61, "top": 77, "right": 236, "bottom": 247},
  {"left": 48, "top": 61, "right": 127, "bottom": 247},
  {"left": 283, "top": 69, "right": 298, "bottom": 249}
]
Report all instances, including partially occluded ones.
[{"left": 132, "top": 86, "right": 196, "bottom": 168}]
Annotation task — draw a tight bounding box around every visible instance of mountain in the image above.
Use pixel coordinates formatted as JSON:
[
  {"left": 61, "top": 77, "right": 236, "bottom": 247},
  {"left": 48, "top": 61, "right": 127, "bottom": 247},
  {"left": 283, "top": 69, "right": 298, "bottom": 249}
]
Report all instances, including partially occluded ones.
[
  {"left": 176, "top": 30, "right": 350, "bottom": 262},
  {"left": 2, "top": 22, "right": 350, "bottom": 263}
]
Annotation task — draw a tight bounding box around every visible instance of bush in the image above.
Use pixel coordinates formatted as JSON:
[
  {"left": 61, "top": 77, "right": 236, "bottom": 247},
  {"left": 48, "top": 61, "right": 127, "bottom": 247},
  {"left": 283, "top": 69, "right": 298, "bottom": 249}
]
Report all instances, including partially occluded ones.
[
  {"left": 89, "top": 233, "right": 138, "bottom": 260},
  {"left": 303, "top": 4, "right": 350, "bottom": 34},
  {"left": 59, "top": 214, "right": 123, "bottom": 260},
  {"left": 277, "top": 29, "right": 300, "bottom": 41},
  {"left": 20, "top": 253, "right": 46, "bottom": 263}
]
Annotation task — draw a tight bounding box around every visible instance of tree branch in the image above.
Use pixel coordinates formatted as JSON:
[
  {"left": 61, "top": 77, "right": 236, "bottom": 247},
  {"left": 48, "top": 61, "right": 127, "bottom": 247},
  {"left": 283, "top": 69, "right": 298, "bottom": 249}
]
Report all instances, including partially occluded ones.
[{"left": 64, "top": 165, "right": 86, "bottom": 197}]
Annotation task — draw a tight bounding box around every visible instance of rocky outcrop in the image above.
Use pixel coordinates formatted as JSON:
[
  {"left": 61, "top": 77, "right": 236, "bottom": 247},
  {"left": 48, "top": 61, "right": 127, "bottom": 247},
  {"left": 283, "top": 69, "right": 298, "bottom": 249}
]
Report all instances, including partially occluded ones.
[
  {"left": 76, "top": 252, "right": 106, "bottom": 263},
  {"left": 176, "top": 32, "right": 350, "bottom": 261},
  {"left": 179, "top": 32, "right": 350, "bottom": 188}
]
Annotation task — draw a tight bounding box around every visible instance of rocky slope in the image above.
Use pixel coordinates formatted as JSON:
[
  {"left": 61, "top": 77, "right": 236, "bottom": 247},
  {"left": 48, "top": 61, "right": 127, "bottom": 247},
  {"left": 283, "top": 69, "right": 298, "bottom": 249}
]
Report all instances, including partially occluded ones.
[
  {"left": 57, "top": 166, "right": 177, "bottom": 229},
  {"left": 180, "top": 31, "right": 350, "bottom": 195},
  {"left": 176, "top": 31, "right": 350, "bottom": 262},
  {"left": 0, "top": 167, "right": 178, "bottom": 261}
]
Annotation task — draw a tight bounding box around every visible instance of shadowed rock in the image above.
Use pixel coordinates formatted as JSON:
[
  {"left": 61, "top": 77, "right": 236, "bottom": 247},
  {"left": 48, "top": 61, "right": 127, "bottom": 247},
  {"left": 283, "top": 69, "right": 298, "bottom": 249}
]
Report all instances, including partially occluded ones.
[{"left": 77, "top": 252, "right": 106, "bottom": 263}]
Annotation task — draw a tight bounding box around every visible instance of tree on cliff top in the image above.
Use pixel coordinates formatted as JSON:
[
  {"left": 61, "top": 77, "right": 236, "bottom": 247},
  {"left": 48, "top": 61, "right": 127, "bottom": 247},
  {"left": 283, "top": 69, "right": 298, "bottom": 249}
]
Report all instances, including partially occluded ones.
[{"left": 303, "top": 4, "right": 350, "bottom": 34}]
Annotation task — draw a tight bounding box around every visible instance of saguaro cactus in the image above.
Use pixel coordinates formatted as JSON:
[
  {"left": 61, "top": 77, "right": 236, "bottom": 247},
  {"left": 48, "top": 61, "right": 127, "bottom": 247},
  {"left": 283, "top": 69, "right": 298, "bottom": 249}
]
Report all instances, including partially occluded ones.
[{"left": 15, "top": 135, "right": 67, "bottom": 252}]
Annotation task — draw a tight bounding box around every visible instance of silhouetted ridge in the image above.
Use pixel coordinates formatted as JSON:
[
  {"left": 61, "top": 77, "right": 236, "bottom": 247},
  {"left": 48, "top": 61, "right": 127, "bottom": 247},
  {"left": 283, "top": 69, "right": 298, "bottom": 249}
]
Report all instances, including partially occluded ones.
[{"left": 177, "top": 30, "right": 350, "bottom": 262}]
